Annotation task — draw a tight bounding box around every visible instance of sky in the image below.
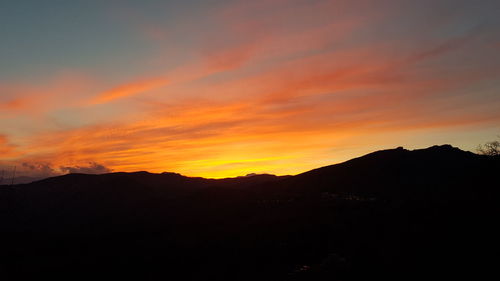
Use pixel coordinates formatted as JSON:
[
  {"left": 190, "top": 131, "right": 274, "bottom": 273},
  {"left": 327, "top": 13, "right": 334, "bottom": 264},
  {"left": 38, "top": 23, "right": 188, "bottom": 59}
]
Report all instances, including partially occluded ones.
[{"left": 1, "top": 0, "right": 500, "bottom": 180}]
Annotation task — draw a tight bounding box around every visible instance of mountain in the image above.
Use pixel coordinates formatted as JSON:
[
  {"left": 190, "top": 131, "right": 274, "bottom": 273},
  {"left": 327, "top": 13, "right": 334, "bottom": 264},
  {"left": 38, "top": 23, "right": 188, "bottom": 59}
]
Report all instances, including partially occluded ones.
[
  {"left": 1, "top": 145, "right": 498, "bottom": 280},
  {"left": 0, "top": 175, "right": 45, "bottom": 185}
]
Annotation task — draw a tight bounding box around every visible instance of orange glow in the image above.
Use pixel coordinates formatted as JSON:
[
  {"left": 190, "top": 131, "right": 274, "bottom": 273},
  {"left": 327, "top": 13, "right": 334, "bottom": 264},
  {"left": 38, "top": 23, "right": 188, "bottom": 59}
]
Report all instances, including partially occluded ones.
[
  {"left": 0, "top": 135, "right": 19, "bottom": 158},
  {"left": 2, "top": 0, "right": 499, "bottom": 178},
  {"left": 0, "top": 98, "right": 27, "bottom": 110}
]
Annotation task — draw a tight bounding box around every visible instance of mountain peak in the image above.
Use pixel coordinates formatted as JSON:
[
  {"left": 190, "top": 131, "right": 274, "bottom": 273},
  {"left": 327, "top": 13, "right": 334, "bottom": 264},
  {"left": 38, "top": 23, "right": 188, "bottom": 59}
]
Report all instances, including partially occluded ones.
[{"left": 421, "top": 144, "right": 460, "bottom": 151}]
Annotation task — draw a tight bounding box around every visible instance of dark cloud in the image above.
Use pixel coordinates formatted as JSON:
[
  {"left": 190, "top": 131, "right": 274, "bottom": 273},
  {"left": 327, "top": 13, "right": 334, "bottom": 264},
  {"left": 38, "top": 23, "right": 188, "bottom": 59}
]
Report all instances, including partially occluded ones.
[
  {"left": 60, "top": 162, "right": 112, "bottom": 174},
  {"left": 0, "top": 162, "right": 59, "bottom": 185},
  {"left": 0, "top": 162, "right": 113, "bottom": 185},
  {"left": 22, "top": 162, "right": 58, "bottom": 177}
]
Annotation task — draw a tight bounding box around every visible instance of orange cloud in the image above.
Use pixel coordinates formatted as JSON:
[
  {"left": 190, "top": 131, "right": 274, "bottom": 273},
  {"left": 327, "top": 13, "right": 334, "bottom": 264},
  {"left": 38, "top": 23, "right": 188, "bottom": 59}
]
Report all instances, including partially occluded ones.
[
  {"left": 0, "top": 73, "right": 94, "bottom": 116},
  {"left": 0, "top": 98, "right": 27, "bottom": 111},
  {"left": 0, "top": 135, "right": 19, "bottom": 159},
  {"left": 88, "top": 0, "right": 365, "bottom": 106},
  {"left": 90, "top": 77, "right": 170, "bottom": 105}
]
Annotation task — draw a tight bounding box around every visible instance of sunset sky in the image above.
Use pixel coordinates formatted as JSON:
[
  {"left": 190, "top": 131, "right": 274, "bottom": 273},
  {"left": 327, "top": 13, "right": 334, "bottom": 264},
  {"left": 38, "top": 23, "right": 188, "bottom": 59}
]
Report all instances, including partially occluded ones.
[{"left": 1, "top": 0, "right": 500, "bottom": 179}]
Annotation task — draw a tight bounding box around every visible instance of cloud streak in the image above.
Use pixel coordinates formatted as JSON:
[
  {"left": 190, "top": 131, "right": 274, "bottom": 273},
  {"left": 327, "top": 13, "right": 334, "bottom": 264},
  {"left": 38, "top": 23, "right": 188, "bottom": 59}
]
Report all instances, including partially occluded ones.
[
  {"left": 60, "top": 162, "right": 112, "bottom": 174},
  {"left": 90, "top": 77, "right": 170, "bottom": 105}
]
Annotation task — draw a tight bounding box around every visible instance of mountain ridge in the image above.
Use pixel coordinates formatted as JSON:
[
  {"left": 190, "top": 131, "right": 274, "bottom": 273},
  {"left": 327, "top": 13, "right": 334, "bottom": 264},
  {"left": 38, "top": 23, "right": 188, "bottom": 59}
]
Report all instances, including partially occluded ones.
[
  {"left": 1, "top": 144, "right": 498, "bottom": 280},
  {"left": 1, "top": 144, "right": 482, "bottom": 187}
]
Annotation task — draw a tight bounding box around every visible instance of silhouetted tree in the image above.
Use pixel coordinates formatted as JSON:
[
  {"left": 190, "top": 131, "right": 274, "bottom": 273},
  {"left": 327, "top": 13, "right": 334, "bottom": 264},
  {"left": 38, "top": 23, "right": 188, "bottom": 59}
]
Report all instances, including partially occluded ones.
[{"left": 477, "top": 138, "right": 500, "bottom": 156}]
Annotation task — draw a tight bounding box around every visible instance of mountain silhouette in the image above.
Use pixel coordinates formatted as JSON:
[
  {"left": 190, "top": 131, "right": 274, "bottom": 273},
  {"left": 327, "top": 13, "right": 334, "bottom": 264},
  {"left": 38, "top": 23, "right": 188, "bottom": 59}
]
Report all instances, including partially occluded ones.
[{"left": 1, "top": 145, "right": 498, "bottom": 280}]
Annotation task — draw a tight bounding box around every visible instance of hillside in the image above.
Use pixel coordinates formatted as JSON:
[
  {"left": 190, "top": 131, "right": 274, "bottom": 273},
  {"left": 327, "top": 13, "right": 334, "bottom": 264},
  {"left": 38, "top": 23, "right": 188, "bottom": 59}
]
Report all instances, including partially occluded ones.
[{"left": 1, "top": 145, "right": 498, "bottom": 280}]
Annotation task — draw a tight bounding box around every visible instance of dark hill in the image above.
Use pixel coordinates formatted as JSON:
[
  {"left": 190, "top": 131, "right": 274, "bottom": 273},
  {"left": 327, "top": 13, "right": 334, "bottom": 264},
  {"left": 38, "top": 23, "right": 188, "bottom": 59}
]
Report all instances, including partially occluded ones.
[
  {"left": 1, "top": 145, "right": 498, "bottom": 280},
  {"left": 278, "top": 144, "right": 493, "bottom": 196}
]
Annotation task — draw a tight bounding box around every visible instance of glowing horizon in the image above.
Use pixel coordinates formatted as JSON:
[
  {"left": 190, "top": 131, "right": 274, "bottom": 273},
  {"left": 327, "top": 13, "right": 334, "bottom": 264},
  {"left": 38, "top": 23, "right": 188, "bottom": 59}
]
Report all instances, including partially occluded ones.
[{"left": 1, "top": 0, "right": 500, "bottom": 179}]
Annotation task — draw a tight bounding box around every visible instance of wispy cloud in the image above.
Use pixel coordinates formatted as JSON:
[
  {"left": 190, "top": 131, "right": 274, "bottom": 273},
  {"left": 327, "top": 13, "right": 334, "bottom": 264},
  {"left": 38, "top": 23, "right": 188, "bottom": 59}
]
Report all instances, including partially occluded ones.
[
  {"left": 60, "top": 162, "right": 112, "bottom": 174},
  {"left": 90, "top": 77, "right": 170, "bottom": 105}
]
